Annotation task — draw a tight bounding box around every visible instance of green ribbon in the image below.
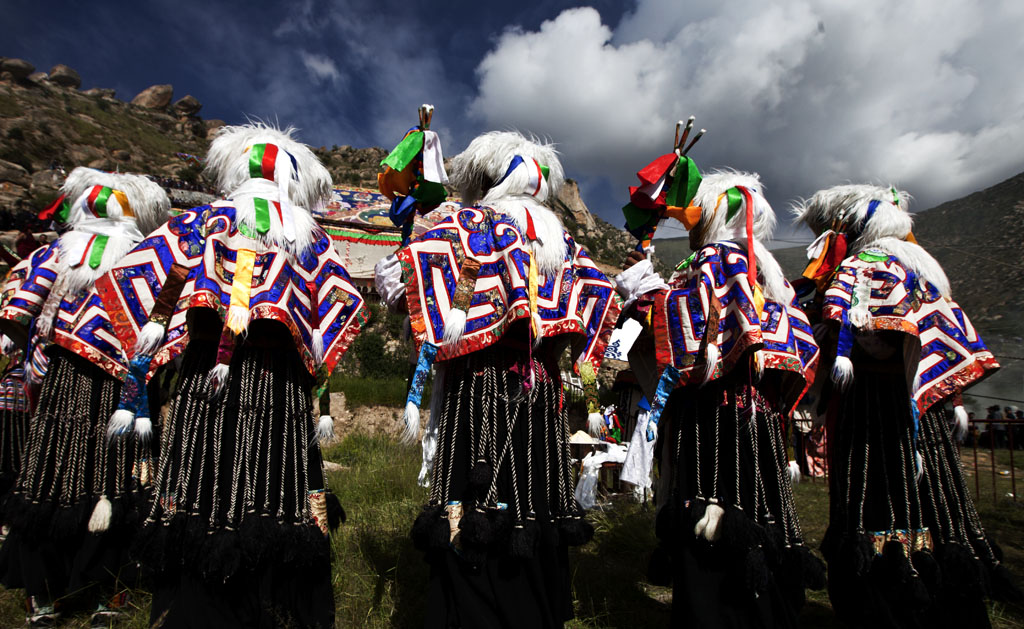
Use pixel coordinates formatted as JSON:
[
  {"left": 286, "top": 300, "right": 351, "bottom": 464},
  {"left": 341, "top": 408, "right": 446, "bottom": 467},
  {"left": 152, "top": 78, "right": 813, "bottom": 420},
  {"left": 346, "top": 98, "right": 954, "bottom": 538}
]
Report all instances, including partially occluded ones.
[
  {"left": 381, "top": 131, "right": 425, "bottom": 172},
  {"left": 675, "top": 252, "right": 697, "bottom": 271},
  {"left": 858, "top": 250, "right": 889, "bottom": 263},
  {"left": 724, "top": 187, "right": 743, "bottom": 223},
  {"left": 93, "top": 187, "right": 112, "bottom": 217},
  {"left": 622, "top": 202, "right": 654, "bottom": 231},
  {"left": 539, "top": 164, "right": 550, "bottom": 181},
  {"left": 249, "top": 143, "right": 267, "bottom": 179},
  {"left": 88, "top": 234, "right": 109, "bottom": 269},
  {"left": 56, "top": 198, "right": 71, "bottom": 223},
  {"left": 665, "top": 156, "right": 702, "bottom": 208},
  {"left": 412, "top": 179, "right": 448, "bottom": 206},
  {"left": 891, "top": 186, "right": 900, "bottom": 207},
  {"left": 252, "top": 197, "right": 271, "bottom": 235}
]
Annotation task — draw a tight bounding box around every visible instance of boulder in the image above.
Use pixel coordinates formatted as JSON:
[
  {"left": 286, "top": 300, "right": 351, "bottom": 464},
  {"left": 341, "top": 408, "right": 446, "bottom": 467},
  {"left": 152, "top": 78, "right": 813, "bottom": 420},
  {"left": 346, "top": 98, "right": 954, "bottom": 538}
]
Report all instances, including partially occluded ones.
[
  {"left": 205, "top": 119, "right": 226, "bottom": 138},
  {"left": 88, "top": 158, "right": 112, "bottom": 170},
  {"left": 28, "top": 72, "right": 49, "bottom": 83},
  {"left": 0, "top": 58, "right": 34, "bottom": 81},
  {"left": 111, "top": 149, "right": 131, "bottom": 162},
  {"left": 173, "top": 94, "right": 201, "bottom": 116},
  {"left": 83, "top": 88, "right": 116, "bottom": 99},
  {"left": 48, "top": 64, "right": 81, "bottom": 88},
  {"left": 130, "top": 84, "right": 173, "bottom": 109},
  {"left": 0, "top": 159, "right": 30, "bottom": 187},
  {"left": 29, "top": 170, "right": 62, "bottom": 194}
]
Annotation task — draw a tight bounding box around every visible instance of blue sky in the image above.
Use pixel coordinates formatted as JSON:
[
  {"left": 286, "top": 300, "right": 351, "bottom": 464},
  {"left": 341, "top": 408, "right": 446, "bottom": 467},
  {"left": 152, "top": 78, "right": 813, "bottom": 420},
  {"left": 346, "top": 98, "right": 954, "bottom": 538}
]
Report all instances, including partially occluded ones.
[{"left": 5, "top": 0, "right": 1024, "bottom": 245}]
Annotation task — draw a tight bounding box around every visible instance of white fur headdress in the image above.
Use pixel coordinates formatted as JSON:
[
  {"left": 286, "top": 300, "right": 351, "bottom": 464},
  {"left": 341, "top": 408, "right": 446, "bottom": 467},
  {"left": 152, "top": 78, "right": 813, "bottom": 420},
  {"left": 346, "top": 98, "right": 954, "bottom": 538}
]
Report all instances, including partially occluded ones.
[
  {"left": 689, "top": 170, "right": 788, "bottom": 303},
  {"left": 204, "top": 123, "right": 331, "bottom": 212},
  {"left": 793, "top": 184, "right": 949, "bottom": 297},
  {"left": 61, "top": 168, "right": 170, "bottom": 235},
  {"left": 449, "top": 131, "right": 565, "bottom": 206}
]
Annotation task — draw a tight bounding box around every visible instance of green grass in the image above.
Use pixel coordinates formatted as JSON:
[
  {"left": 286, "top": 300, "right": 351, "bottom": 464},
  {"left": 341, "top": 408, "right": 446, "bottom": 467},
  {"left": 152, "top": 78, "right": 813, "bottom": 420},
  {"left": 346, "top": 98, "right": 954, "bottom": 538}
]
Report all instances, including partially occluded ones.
[
  {"left": 1, "top": 435, "right": 1022, "bottom": 627},
  {"left": 329, "top": 375, "right": 412, "bottom": 409}
]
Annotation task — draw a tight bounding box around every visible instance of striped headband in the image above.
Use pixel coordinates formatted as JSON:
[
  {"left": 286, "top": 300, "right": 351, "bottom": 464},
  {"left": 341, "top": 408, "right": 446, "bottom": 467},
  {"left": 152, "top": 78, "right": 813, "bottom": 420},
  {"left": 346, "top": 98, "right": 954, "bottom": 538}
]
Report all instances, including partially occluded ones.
[
  {"left": 247, "top": 143, "right": 298, "bottom": 182},
  {"left": 82, "top": 185, "right": 134, "bottom": 219},
  {"left": 493, "top": 155, "right": 550, "bottom": 197}
]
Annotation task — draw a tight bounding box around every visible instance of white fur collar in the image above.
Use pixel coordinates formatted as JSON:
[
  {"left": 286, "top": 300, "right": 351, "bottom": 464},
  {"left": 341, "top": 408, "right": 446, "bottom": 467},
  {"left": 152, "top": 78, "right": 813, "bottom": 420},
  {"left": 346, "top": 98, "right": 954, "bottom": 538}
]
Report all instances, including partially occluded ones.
[
  {"left": 856, "top": 236, "right": 951, "bottom": 298},
  {"left": 217, "top": 179, "right": 319, "bottom": 257},
  {"left": 486, "top": 196, "right": 569, "bottom": 277}
]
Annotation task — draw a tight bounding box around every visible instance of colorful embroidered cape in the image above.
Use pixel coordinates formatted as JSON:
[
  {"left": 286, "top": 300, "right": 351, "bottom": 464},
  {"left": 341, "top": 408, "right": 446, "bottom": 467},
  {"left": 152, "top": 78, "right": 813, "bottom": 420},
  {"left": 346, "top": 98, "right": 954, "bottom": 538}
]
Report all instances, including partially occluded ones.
[
  {"left": 823, "top": 251, "right": 998, "bottom": 414},
  {"left": 0, "top": 244, "right": 59, "bottom": 331},
  {"left": 91, "top": 203, "right": 369, "bottom": 380},
  {"left": 397, "top": 206, "right": 621, "bottom": 372},
  {"left": 651, "top": 242, "right": 819, "bottom": 409}
]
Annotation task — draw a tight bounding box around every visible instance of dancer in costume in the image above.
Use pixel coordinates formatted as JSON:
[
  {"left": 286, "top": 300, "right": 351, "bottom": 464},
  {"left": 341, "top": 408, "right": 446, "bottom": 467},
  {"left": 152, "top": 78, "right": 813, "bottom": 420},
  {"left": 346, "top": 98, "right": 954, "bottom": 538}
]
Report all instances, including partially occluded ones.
[
  {"left": 375, "top": 130, "right": 621, "bottom": 627},
  {"left": 795, "top": 185, "right": 1018, "bottom": 628},
  {"left": 617, "top": 158, "right": 823, "bottom": 627},
  {"left": 96, "top": 123, "right": 366, "bottom": 628},
  {"left": 0, "top": 168, "right": 169, "bottom": 625},
  {"left": 0, "top": 259, "right": 35, "bottom": 501}
]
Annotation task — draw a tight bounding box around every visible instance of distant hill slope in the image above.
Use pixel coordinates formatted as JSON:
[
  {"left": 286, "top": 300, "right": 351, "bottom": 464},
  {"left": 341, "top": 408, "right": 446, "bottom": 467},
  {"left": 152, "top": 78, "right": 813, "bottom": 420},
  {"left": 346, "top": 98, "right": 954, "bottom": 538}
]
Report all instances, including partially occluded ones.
[{"left": 0, "top": 58, "right": 635, "bottom": 271}]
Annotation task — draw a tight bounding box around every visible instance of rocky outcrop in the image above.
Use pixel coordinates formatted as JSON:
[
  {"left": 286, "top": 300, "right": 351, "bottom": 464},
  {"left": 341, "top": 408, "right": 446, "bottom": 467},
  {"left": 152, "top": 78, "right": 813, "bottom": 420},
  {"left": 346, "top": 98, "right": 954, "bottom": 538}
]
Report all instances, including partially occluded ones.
[
  {"left": 48, "top": 64, "right": 81, "bottom": 89},
  {"left": 0, "top": 160, "right": 30, "bottom": 188},
  {"left": 556, "top": 179, "right": 596, "bottom": 230},
  {"left": 173, "top": 95, "right": 201, "bottom": 116},
  {"left": 131, "top": 84, "right": 173, "bottom": 109},
  {"left": 83, "top": 87, "right": 116, "bottom": 99},
  {"left": 0, "top": 58, "right": 34, "bottom": 81}
]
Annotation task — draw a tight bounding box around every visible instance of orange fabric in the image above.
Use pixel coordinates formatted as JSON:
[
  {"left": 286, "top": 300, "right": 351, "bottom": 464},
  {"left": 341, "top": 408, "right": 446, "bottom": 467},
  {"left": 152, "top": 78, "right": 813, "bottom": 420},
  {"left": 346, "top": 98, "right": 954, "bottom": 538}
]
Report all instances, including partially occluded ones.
[
  {"left": 377, "top": 165, "right": 417, "bottom": 201},
  {"left": 665, "top": 204, "right": 703, "bottom": 230}
]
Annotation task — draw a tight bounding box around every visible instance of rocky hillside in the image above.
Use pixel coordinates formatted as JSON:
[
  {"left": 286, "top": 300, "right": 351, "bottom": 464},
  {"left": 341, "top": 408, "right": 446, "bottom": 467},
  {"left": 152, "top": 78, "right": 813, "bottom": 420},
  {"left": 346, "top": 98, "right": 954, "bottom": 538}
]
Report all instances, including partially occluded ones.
[{"left": 0, "top": 56, "right": 636, "bottom": 271}]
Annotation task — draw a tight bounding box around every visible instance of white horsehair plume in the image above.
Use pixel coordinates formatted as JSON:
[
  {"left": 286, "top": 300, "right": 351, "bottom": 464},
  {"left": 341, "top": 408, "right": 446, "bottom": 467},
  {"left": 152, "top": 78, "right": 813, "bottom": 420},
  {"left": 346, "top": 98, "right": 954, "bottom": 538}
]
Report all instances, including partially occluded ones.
[
  {"left": 134, "top": 415, "right": 153, "bottom": 443},
  {"left": 402, "top": 401, "right": 421, "bottom": 444},
  {"left": 694, "top": 499, "right": 725, "bottom": 542},
  {"left": 106, "top": 409, "right": 135, "bottom": 440},
  {"left": 788, "top": 460, "right": 802, "bottom": 485},
  {"left": 953, "top": 405, "right": 969, "bottom": 441},
  {"left": 87, "top": 495, "right": 112, "bottom": 533},
  {"left": 316, "top": 415, "right": 335, "bottom": 442}
]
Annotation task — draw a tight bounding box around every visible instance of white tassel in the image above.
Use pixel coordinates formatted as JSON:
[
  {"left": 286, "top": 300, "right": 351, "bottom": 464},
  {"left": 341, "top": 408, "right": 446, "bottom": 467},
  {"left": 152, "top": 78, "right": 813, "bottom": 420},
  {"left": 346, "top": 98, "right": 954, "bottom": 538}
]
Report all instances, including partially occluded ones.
[
  {"left": 402, "top": 401, "right": 420, "bottom": 444},
  {"left": 206, "top": 363, "right": 231, "bottom": 398},
  {"left": 133, "top": 321, "right": 167, "bottom": 357},
  {"left": 831, "top": 355, "right": 854, "bottom": 390},
  {"left": 694, "top": 501, "right": 725, "bottom": 542},
  {"left": 587, "top": 413, "right": 604, "bottom": 437},
  {"left": 701, "top": 343, "right": 719, "bottom": 387},
  {"left": 87, "top": 495, "right": 112, "bottom": 533},
  {"left": 134, "top": 416, "right": 153, "bottom": 443},
  {"left": 107, "top": 409, "right": 135, "bottom": 440},
  {"left": 312, "top": 328, "right": 325, "bottom": 364},
  {"left": 788, "top": 461, "right": 801, "bottom": 485},
  {"left": 532, "top": 312, "right": 544, "bottom": 349},
  {"left": 316, "top": 415, "right": 334, "bottom": 442},
  {"left": 915, "top": 451, "right": 924, "bottom": 483},
  {"left": 442, "top": 308, "right": 467, "bottom": 345},
  {"left": 226, "top": 306, "right": 250, "bottom": 335},
  {"left": 953, "top": 405, "right": 969, "bottom": 441}
]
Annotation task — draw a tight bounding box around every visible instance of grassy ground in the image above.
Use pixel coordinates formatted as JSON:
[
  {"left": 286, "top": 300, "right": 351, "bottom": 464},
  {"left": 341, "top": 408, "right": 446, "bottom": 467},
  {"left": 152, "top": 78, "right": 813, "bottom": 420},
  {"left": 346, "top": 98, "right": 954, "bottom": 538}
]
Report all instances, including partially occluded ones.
[{"left": 1, "top": 436, "right": 1022, "bottom": 627}]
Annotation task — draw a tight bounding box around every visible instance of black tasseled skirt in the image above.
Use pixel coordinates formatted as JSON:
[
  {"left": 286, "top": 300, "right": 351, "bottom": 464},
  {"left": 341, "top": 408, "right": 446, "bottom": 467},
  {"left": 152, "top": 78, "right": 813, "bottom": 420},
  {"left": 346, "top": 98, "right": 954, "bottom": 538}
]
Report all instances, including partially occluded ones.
[
  {"left": 415, "top": 345, "right": 581, "bottom": 629},
  {"left": 0, "top": 346, "right": 151, "bottom": 602},
  {"left": 822, "top": 371, "right": 1009, "bottom": 629},
  {"left": 0, "top": 366, "right": 29, "bottom": 496},
  {"left": 657, "top": 372, "right": 812, "bottom": 629},
  {"left": 138, "top": 336, "right": 334, "bottom": 629}
]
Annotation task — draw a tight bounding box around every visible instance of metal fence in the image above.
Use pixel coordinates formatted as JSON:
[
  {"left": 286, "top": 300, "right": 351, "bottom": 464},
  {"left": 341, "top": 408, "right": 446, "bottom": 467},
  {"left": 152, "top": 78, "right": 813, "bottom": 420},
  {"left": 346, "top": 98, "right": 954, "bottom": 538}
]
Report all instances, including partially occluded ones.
[{"left": 964, "top": 418, "right": 1022, "bottom": 505}]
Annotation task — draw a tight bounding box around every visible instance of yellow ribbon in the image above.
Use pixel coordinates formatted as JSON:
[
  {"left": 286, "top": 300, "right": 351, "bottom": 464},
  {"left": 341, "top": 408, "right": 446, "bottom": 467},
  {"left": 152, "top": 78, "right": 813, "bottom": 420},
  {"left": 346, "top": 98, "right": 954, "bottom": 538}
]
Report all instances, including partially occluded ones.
[
  {"left": 227, "top": 249, "right": 256, "bottom": 335},
  {"left": 111, "top": 189, "right": 134, "bottom": 217}
]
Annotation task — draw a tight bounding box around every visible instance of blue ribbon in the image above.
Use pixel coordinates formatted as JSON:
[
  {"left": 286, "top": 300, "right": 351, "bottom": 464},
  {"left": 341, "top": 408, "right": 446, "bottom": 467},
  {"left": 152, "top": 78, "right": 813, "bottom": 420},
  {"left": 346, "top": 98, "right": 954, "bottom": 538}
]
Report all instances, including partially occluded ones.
[
  {"left": 389, "top": 194, "right": 418, "bottom": 230},
  {"left": 493, "top": 155, "right": 526, "bottom": 188},
  {"left": 406, "top": 342, "right": 438, "bottom": 409},
  {"left": 836, "top": 308, "right": 854, "bottom": 361},
  {"left": 864, "top": 199, "right": 880, "bottom": 224},
  {"left": 646, "top": 365, "right": 680, "bottom": 441}
]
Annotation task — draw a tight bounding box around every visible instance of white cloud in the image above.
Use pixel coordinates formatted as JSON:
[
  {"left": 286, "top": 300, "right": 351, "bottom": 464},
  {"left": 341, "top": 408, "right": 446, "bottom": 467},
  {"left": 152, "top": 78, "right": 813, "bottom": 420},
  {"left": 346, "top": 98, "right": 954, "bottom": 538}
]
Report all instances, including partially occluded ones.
[
  {"left": 299, "top": 51, "right": 342, "bottom": 84},
  {"left": 468, "top": 0, "right": 1024, "bottom": 230}
]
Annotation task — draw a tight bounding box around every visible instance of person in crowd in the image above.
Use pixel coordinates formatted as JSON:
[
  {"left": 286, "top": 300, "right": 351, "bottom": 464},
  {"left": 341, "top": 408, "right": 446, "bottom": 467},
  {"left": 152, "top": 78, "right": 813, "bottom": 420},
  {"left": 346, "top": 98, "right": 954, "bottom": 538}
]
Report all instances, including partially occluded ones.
[
  {"left": 95, "top": 123, "right": 366, "bottom": 628},
  {"left": 0, "top": 168, "right": 169, "bottom": 625},
  {"left": 795, "top": 184, "right": 1017, "bottom": 628},
  {"left": 375, "top": 130, "right": 621, "bottom": 627},
  {"left": 616, "top": 162, "right": 823, "bottom": 627}
]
